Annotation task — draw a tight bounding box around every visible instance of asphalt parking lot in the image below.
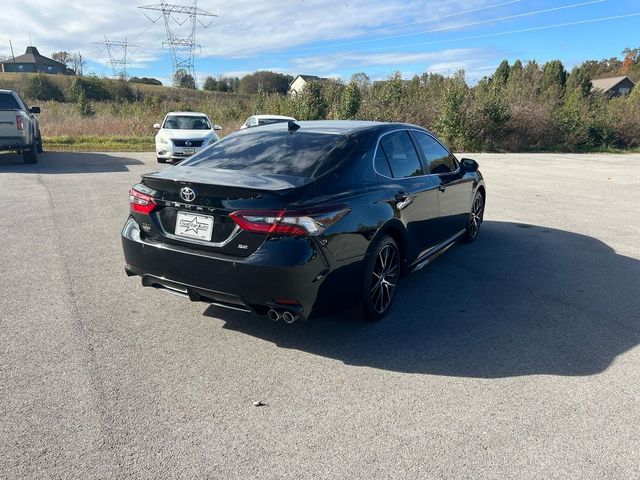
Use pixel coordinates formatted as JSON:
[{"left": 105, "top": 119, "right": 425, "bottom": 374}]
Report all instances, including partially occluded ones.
[{"left": 1, "top": 150, "right": 639, "bottom": 479}]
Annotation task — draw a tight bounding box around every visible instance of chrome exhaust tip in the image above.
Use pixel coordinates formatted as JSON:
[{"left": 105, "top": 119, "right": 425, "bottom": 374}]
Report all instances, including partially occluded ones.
[
  {"left": 282, "top": 311, "right": 298, "bottom": 324},
  {"left": 267, "top": 309, "right": 281, "bottom": 321}
]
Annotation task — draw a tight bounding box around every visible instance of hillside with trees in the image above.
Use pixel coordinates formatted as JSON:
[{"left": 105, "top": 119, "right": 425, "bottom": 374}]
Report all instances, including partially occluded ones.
[{"left": 0, "top": 48, "right": 637, "bottom": 152}]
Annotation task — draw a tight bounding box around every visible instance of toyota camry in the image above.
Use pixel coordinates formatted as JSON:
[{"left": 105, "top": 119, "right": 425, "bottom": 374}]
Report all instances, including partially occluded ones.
[{"left": 122, "top": 121, "right": 485, "bottom": 322}]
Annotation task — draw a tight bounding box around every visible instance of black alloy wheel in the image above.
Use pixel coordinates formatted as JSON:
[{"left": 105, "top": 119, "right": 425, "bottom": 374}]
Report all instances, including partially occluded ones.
[
  {"left": 464, "top": 192, "right": 484, "bottom": 242},
  {"left": 361, "top": 235, "right": 400, "bottom": 320}
]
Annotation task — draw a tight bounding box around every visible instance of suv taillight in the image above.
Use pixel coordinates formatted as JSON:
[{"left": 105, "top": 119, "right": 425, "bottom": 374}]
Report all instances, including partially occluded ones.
[
  {"left": 15, "top": 115, "right": 23, "bottom": 131},
  {"left": 129, "top": 185, "right": 157, "bottom": 214},
  {"left": 230, "top": 206, "right": 350, "bottom": 237}
]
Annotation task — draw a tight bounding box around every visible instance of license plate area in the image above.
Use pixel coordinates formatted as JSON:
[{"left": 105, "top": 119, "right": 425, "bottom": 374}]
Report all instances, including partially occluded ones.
[
  {"left": 175, "top": 212, "right": 214, "bottom": 241},
  {"left": 183, "top": 148, "right": 195, "bottom": 155}
]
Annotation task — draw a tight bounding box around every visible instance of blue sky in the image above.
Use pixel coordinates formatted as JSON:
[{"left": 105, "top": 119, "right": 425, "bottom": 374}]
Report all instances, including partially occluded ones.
[{"left": 2, "top": 0, "right": 639, "bottom": 85}]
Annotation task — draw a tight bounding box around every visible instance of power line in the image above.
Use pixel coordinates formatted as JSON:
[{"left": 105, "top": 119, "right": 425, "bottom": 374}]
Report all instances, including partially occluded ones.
[
  {"left": 336, "top": 11, "right": 640, "bottom": 55},
  {"left": 93, "top": 36, "right": 140, "bottom": 79},
  {"left": 139, "top": 1, "right": 217, "bottom": 87},
  {"left": 285, "top": 0, "right": 606, "bottom": 53},
  {"left": 303, "top": 0, "right": 525, "bottom": 44}
]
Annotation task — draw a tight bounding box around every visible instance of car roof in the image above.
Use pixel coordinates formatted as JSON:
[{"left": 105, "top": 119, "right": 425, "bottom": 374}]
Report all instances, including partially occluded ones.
[
  {"left": 0, "top": 89, "right": 14, "bottom": 94},
  {"left": 251, "top": 114, "right": 296, "bottom": 120},
  {"left": 244, "top": 120, "right": 427, "bottom": 136},
  {"left": 165, "top": 111, "right": 208, "bottom": 117}
]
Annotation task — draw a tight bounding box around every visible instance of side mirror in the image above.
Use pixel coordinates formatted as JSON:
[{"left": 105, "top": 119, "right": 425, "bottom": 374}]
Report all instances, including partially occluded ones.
[
  {"left": 213, "top": 124, "right": 222, "bottom": 131},
  {"left": 153, "top": 123, "right": 161, "bottom": 129},
  {"left": 30, "top": 106, "right": 41, "bottom": 114},
  {"left": 460, "top": 158, "right": 479, "bottom": 172}
]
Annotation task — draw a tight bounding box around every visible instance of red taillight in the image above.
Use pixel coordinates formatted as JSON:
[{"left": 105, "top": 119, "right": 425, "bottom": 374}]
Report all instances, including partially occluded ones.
[
  {"left": 129, "top": 186, "right": 157, "bottom": 215},
  {"left": 16, "top": 115, "right": 24, "bottom": 131},
  {"left": 230, "top": 206, "right": 350, "bottom": 237}
]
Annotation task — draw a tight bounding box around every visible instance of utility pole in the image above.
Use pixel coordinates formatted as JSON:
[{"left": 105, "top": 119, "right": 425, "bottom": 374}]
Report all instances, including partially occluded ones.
[
  {"left": 77, "top": 52, "right": 84, "bottom": 77},
  {"left": 139, "top": 1, "right": 217, "bottom": 87},
  {"left": 9, "top": 40, "right": 16, "bottom": 63},
  {"left": 93, "top": 36, "right": 139, "bottom": 80}
]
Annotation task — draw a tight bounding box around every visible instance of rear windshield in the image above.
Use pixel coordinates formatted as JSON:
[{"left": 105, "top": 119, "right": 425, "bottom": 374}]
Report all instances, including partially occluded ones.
[
  {"left": 0, "top": 93, "right": 20, "bottom": 110},
  {"left": 182, "top": 130, "right": 354, "bottom": 178},
  {"left": 163, "top": 115, "right": 211, "bottom": 130}
]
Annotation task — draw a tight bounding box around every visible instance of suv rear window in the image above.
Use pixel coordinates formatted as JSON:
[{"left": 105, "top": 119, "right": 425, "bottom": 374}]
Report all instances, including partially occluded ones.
[
  {"left": 0, "top": 93, "right": 20, "bottom": 110},
  {"left": 183, "top": 130, "right": 355, "bottom": 178}
]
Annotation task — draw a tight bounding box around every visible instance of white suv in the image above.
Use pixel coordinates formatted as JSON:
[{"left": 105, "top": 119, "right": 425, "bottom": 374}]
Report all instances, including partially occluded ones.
[{"left": 154, "top": 112, "right": 221, "bottom": 163}]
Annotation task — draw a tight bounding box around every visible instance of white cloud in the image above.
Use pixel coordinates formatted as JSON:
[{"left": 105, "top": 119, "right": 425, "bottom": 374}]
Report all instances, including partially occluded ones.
[{"left": 0, "top": 0, "right": 505, "bottom": 78}]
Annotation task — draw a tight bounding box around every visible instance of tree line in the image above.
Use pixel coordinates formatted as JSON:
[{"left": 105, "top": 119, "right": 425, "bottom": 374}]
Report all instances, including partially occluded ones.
[{"left": 228, "top": 48, "right": 639, "bottom": 151}]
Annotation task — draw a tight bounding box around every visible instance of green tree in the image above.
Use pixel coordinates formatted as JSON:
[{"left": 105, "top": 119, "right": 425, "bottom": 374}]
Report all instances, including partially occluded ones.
[
  {"left": 76, "top": 89, "right": 95, "bottom": 117},
  {"left": 493, "top": 60, "right": 510, "bottom": 87},
  {"left": 129, "top": 77, "right": 162, "bottom": 86},
  {"left": 434, "top": 72, "right": 469, "bottom": 150},
  {"left": 297, "top": 81, "right": 328, "bottom": 120},
  {"left": 174, "top": 69, "right": 196, "bottom": 89},
  {"left": 203, "top": 76, "right": 218, "bottom": 91},
  {"left": 541, "top": 60, "right": 568, "bottom": 92},
  {"left": 340, "top": 81, "right": 362, "bottom": 119},
  {"left": 566, "top": 66, "right": 592, "bottom": 98},
  {"left": 238, "top": 71, "right": 292, "bottom": 94}
]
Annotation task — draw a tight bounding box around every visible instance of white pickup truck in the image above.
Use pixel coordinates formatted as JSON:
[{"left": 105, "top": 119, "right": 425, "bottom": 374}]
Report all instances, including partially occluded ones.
[{"left": 0, "top": 89, "right": 43, "bottom": 164}]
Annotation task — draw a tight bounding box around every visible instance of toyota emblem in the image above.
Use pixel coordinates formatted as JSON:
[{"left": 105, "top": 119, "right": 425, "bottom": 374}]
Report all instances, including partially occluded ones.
[
  {"left": 180, "top": 186, "right": 196, "bottom": 202},
  {"left": 185, "top": 141, "right": 192, "bottom": 146}
]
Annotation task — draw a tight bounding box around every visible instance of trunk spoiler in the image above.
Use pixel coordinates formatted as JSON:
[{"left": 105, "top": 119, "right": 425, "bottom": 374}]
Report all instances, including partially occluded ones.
[{"left": 142, "top": 167, "right": 311, "bottom": 192}]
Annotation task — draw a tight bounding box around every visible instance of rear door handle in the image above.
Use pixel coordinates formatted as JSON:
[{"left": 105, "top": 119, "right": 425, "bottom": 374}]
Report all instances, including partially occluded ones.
[{"left": 395, "top": 192, "right": 414, "bottom": 210}]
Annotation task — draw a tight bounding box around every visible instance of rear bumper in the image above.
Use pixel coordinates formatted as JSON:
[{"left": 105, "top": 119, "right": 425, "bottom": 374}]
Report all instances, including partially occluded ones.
[
  {"left": 0, "top": 136, "right": 28, "bottom": 150},
  {"left": 122, "top": 217, "right": 361, "bottom": 319}
]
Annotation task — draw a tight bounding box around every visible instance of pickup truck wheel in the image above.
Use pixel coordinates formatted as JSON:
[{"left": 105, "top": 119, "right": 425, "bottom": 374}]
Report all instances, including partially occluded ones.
[
  {"left": 36, "top": 136, "right": 44, "bottom": 154},
  {"left": 22, "top": 139, "right": 38, "bottom": 164}
]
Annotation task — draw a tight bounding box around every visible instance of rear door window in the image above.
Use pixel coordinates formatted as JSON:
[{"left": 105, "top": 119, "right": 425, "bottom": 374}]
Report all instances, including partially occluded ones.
[
  {"left": 378, "top": 131, "right": 423, "bottom": 179},
  {"left": 413, "top": 132, "right": 457, "bottom": 174}
]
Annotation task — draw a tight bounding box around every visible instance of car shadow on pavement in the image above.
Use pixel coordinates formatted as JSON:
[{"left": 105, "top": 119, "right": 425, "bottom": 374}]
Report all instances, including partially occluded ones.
[
  {"left": 207, "top": 221, "right": 640, "bottom": 378},
  {"left": 0, "top": 152, "right": 145, "bottom": 173}
]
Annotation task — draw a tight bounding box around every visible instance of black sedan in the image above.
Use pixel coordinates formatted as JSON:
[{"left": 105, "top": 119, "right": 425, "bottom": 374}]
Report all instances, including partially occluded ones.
[{"left": 122, "top": 121, "right": 485, "bottom": 322}]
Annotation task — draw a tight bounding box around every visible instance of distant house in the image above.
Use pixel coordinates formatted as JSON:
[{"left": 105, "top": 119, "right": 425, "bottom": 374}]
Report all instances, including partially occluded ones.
[
  {"left": 288, "top": 75, "right": 328, "bottom": 95},
  {"left": 591, "top": 76, "right": 635, "bottom": 97},
  {"left": 0, "top": 46, "right": 68, "bottom": 75}
]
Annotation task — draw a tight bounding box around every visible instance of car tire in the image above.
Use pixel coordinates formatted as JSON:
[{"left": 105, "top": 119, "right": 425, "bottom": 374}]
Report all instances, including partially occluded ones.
[
  {"left": 463, "top": 191, "right": 484, "bottom": 243},
  {"left": 36, "top": 129, "right": 44, "bottom": 153},
  {"left": 360, "top": 235, "right": 400, "bottom": 321},
  {"left": 22, "top": 138, "right": 38, "bottom": 164},
  {"left": 157, "top": 157, "right": 167, "bottom": 163}
]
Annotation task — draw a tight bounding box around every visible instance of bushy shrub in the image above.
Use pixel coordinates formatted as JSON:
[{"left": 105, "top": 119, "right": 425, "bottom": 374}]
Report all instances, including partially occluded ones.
[
  {"left": 105, "top": 79, "right": 135, "bottom": 103},
  {"left": 69, "top": 76, "right": 111, "bottom": 102},
  {"left": 23, "top": 74, "right": 65, "bottom": 102}
]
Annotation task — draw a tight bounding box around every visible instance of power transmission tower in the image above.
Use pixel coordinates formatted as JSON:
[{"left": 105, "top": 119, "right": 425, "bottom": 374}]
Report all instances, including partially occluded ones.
[
  {"left": 94, "top": 37, "right": 139, "bottom": 79},
  {"left": 139, "top": 1, "right": 217, "bottom": 87}
]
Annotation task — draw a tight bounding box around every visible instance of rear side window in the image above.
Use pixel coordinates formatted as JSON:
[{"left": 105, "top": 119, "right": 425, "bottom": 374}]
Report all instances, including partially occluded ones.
[
  {"left": 182, "top": 130, "right": 355, "bottom": 178},
  {"left": 378, "top": 131, "right": 423, "bottom": 179},
  {"left": 413, "top": 132, "right": 457, "bottom": 174},
  {"left": 0, "top": 93, "right": 20, "bottom": 110},
  {"left": 374, "top": 148, "right": 393, "bottom": 177}
]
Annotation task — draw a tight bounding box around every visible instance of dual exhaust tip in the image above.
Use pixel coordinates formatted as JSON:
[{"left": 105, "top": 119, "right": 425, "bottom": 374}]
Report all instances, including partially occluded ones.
[{"left": 268, "top": 309, "right": 299, "bottom": 323}]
